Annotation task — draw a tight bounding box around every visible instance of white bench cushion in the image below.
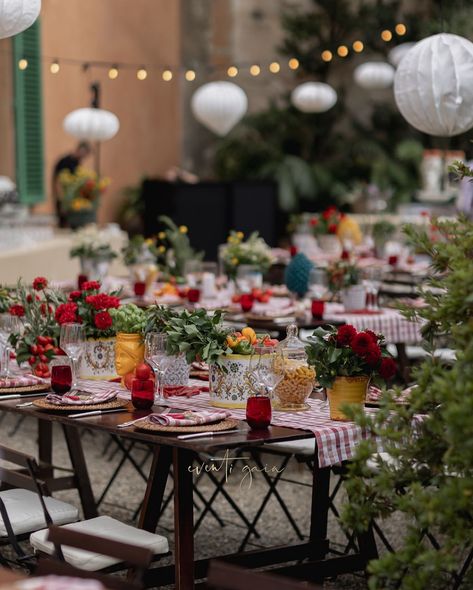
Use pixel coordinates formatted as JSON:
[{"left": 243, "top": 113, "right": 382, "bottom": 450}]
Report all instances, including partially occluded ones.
[
  {"left": 268, "top": 439, "right": 316, "bottom": 456},
  {"left": 0, "top": 489, "right": 79, "bottom": 536},
  {"left": 30, "top": 516, "right": 169, "bottom": 571}
]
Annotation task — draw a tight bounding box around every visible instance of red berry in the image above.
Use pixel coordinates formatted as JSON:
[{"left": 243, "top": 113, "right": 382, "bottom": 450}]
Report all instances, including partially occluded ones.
[
  {"left": 28, "top": 356, "right": 36, "bottom": 366},
  {"left": 30, "top": 345, "right": 39, "bottom": 355},
  {"left": 37, "top": 336, "right": 48, "bottom": 346},
  {"left": 44, "top": 343, "right": 54, "bottom": 352},
  {"left": 36, "top": 345, "right": 44, "bottom": 354},
  {"left": 39, "top": 354, "right": 48, "bottom": 363}
]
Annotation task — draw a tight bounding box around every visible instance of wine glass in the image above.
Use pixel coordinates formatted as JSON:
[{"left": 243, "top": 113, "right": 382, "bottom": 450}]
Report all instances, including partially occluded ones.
[
  {"left": 60, "top": 323, "right": 85, "bottom": 390},
  {"left": 362, "top": 266, "right": 383, "bottom": 311},
  {"left": 308, "top": 267, "right": 329, "bottom": 301},
  {"left": 248, "top": 347, "right": 284, "bottom": 398},
  {"left": 0, "top": 314, "right": 20, "bottom": 378},
  {"left": 144, "top": 332, "right": 173, "bottom": 403}
]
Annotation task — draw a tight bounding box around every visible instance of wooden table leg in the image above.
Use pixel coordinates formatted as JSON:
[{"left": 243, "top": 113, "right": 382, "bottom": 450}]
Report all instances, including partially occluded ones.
[
  {"left": 395, "top": 342, "right": 410, "bottom": 384},
  {"left": 138, "top": 445, "right": 172, "bottom": 532},
  {"left": 173, "top": 447, "right": 195, "bottom": 590},
  {"left": 309, "top": 461, "right": 330, "bottom": 561},
  {"left": 38, "top": 421, "right": 53, "bottom": 478},
  {"left": 62, "top": 424, "right": 98, "bottom": 519}
]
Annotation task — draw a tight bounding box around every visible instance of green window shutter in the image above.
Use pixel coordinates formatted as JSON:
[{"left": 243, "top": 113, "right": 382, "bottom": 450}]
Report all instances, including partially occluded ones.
[{"left": 12, "top": 20, "right": 45, "bottom": 205}]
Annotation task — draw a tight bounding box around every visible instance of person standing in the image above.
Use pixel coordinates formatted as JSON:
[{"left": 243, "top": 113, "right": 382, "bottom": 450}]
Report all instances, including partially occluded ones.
[{"left": 52, "top": 141, "right": 91, "bottom": 227}]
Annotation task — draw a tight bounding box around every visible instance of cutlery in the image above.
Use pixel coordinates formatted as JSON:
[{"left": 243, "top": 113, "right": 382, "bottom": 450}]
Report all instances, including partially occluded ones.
[
  {"left": 67, "top": 408, "right": 129, "bottom": 419},
  {"left": 177, "top": 429, "right": 239, "bottom": 440},
  {"left": 0, "top": 392, "right": 49, "bottom": 402}
]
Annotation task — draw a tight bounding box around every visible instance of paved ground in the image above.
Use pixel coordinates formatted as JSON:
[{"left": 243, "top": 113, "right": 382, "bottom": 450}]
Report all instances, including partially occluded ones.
[{"left": 0, "top": 411, "right": 406, "bottom": 588}]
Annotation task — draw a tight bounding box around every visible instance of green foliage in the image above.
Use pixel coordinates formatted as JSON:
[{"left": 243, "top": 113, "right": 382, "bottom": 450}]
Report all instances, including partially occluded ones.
[
  {"left": 221, "top": 231, "right": 274, "bottom": 279},
  {"left": 156, "top": 216, "right": 203, "bottom": 279},
  {"left": 341, "top": 217, "right": 473, "bottom": 589},
  {"left": 121, "top": 235, "right": 158, "bottom": 266},
  {"left": 109, "top": 304, "right": 146, "bottom": 334},
  {"left": 327, "top": 260, "right": 360, "bottom": 292},
  {"left": 372, "top": 219, "right": 396, "bottom": 240},
  {"left": 144, "top": 304, "right": 179, "bottom": 335},
  {"left": 0, "top": 287, "right": 12, "bottom": 313}
]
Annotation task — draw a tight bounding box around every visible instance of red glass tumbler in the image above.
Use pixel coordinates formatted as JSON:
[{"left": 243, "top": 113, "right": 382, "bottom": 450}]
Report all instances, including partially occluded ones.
[
  {"left": 311, "top": 299, "right": 325, "bottom": 320},
  {"left": 246, "top": 396, "right": 272, "bottom": 430},
  {"left": 78, "top": 274, "right": 88, "bottom": 290},
  {"left": 388, "top": 255, "right": 398, "bottom": 268},
  {"left": 51, "top": 364, "right": 73, "bottom": 395},
  {"left": 131, "top": 379, "right": 154, "bottom": 410},
  {"left": 187, "top": 288, "right": 201, "bottom": 304},
  {"left": 134, "top": 282, "right": 146, "bottom": 297},
  {"left": 240, "top": 294, "right": 254, "bottom": 313}
]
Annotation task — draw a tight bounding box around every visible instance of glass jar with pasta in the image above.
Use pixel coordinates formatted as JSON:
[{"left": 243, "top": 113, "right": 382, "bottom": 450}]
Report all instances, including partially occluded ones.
[{"left": 273, "top": 324, "right": 316, "bottom": 411}]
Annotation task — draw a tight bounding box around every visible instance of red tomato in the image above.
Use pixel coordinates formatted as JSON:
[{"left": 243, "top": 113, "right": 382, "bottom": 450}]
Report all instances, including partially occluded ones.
[
  {"left": 135, "top": 363, "right": 151, "bottom": 380},
  {"left": 231, "top": 294, "right": 241, "bottom": 304},
  {"left": 252, "top": 288, "right": 263, "bottom": 299},
  {"left": 30, "top": 345, "right": 39, "bottom": 355},
  {"left": 258, "top": 294, "right": 270, "bottom": 303},
  {"left": 44, "top": 343, "right": 54, "bottom": 352},
  {"left": 37, "top": 336, "right": 48, "bottom": 346},
  {"left": 36, "top": 345, "right": 44, "bottom": 355},
  {"left": 39, "top": 354, "right": 48, "bottom": 363},
  {"left": 28, "top": 356, "right": 36, "bottom": 366}
]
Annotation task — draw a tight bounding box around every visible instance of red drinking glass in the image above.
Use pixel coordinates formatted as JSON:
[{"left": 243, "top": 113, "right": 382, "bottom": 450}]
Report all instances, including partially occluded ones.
[
  {"left": 134, "top": 281, "right": 146, "bottom": 297},
  {"left": 311, "top": 299, "right": 325, "bottom": 320},
  {"left": 131, "top": 378, "right": 154, "bottom": 410},
  {"left": 246, "top": 396, "right": 272, "bottom": 430},
  {"left": 240, "top": 294, "right": 254, "bottom": 313},
  {"left": 187, "top": 288, "right": 201, "bottom": 304},
  {"left": 78, "top": 274, "right": 88, "bottom": 290},
  {"left": 51, "top": 364, "right": 73, "bottom": 395},
  {"left": 388, "top": 255, "right": 398, "bottom": 267}
]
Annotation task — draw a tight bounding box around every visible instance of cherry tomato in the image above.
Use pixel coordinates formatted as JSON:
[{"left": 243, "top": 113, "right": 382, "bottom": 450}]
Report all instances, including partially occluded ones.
[
  {"left": 36, "top": 345, "right": 44, "bottom": 355},
  {"left": 44, "top": 343, "right": 54, "bottom": 352},
  {"left": 28, "top": 356, "right": 36, "bottom": 366},
  {"left": 37, "top": 336, "right": 48, "bottom": 346},
  {"left": 39, "top": 354, "right": 48, "bottom": 363},
  {"left": 30, "top": 345, "right": 39, "bottom": 355}
]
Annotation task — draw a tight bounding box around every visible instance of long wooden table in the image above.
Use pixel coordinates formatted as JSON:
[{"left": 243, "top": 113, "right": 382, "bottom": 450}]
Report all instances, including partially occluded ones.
[{"left": 0, "top": 397, "right": 377, "bottom": 590}]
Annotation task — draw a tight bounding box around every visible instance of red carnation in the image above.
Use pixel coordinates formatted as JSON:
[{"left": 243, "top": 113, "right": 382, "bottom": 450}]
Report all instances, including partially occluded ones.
[
  {"left": 55, "top": 302, "right": 78, "bottom": 325},
  {"left": 33, "top": 277, "right": 48, "bottom": 291},
  {"left": 69, "top": 291, "right": 82, "bottom": 301},
  {"left": 9, "top": 304, "right": 25, "bottom": 317},
  {"left": 351, "top": 332, "right": 374, "bottom": 356},
  {"left": 328, "top": 223, "right": 338, "bottom": 234},
  {"left": 336, "top": 325, "right": 357, "bottom": 346},
  {"left": 322, "top": 206, "right": 337, "bottom": 220},
  {"left": 379, "top": 357, "right": 397, "bottom": 380},
  {"left": 85, "top": 294, "right": 120, "bottom": 310},
  {"left": 365, "top": 330, "right": 379, "bottom": 343},
  {"left": 82, "top": 281, "right": 101, "bottom": 291},
  {"left": 94, "top": 311, "right": 113, "bottom": 330},
  {"left": 362, "top": 344, "right": 382, "bottom": 367}
]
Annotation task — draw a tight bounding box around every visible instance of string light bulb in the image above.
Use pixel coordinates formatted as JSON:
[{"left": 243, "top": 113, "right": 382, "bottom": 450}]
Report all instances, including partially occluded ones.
[
  {"left": 50, "top": 60, "right": 60, "bottom": 74},
  {"left": 352, "top": 40, "right": 364, "bottom": 53},
  {"left": 137, "top": 68, "right": 147, "bottom": 80},
  {"left": 288, "top": 58, "right": 299, "bottom": 70},
  {"left": 337, "top": 45, "right": 349, "bottom": 57},
  {"left": 18, "top": 58, "right": 28, "bottom": 70},
  {"left": 108, "top": 66, "right": 119, "bottom": 79},
  {"left": 395, "top": 23, "right": 407, "bottom": 35},
  {"left": 269, "top": 61, "right": 280, "bottom": 73},
  {"left": 227, "top": 66, "right": 238, "bottom": 77},
  {"left": 381, "top": 30, "right": 393, "bottom": 42},
  {"left": 185, "top": 69, "right": 196, "bottom": 81},
  {"left": 162, "top": 69, "right": 173, "bottom": 81},
  {"left": 321, "top": 50, "right": 333, "bottom": 62},
  {"left": 250, "top": 64, "right": 261, "bottom": 76}
]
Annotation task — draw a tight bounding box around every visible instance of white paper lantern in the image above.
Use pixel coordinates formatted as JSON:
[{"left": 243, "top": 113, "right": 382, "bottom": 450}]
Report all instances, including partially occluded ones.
[
  {"left": 388, "top": 42, "right": 416, "bottom": 67},
  {"left": 0, "top": 176, "right": 15, "bottom": 193},
  {"left": 291, "top": 82, "right": 337, "bottom": 113},
  {"left": 354, "top": 62, "right": 395, "bottom": 90},
  {"left": 0, "top": 0, "right": 41, "bottom": 39},
  {"left": 394, "top": 33, "right": 473, "bottom": 137},
  {"left": 63, "top": 108, "right": 120, "bottom": 142},
  {"left": 191, "top": 81, "right": 248, "bottom": 136}
]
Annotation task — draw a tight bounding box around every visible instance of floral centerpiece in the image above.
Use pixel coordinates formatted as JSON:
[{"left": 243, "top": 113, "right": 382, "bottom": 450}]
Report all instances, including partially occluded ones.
[
  {"left": 109, "top": 304, "right": 146, "bottom": 385},
  {"left": 70, "top": 224, "right": 117, "bottom": 282},
  {"left": 121, "top": 235, "right": 159, "bottom": 294},
  {"left": 309, "top": 207, "right": 343, "bottom": 237},
  {"left": 221, "top": 231, "right": 274, "bottom": 281},
  {"left": 327, "top": 260, "right": 365, "bottom": 311},
  {"left": 8, "top": 277, "right": 66, "bottom": 378},
  {"left": 310, "top": 207, "right": 362, "bottom": 251},
  {"left": 55, "top": 281, "right": 121, "bottom": 379},
  {"left": 155, "top": 216, "right": 203, "bottom": 280},
  {"left": 306, "top": 324, "right": 396, "bottom": 420},
  {"left": 59, "top": 167, "right": 110, "bottom": 229}
]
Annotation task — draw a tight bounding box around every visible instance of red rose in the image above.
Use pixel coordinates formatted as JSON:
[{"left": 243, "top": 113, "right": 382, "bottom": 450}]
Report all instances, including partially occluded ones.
[
  {"left": 55, "top": 302, "right": 78, "bottom": 325},
  {"left": 33, "top": 277, "right": 48, "bottom": 291},
  {"left": 365, "top": 330, "right": 379, "bottom": 343},
  {"left": 94, "top": 311, "right": 113, "bottom": 330},
  {"left": 379, "top": 357, "right": 397, "bottom": 380},
  {"left": 336, "top": 325, "right": 357, "bottom": 346},
  {"left": 82, "top": 281, "right": 101, "bottom": 291},
  {"left": 69, "top": 291, "right": 82, "bottom": 301},
  {"left": 351, "top": 332, "right": 374, "bottom": 356},
  {"left": 328, "top": 223, "right": 338, "bottom": 234},
  {"left": 362, "top": 344, "right": 381, "bottom": 367},
  {"left": 9, "top": 304, "right": 25, "bottom": 317}
]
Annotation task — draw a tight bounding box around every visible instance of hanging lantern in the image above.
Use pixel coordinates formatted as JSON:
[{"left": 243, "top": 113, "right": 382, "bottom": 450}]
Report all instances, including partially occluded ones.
[
  {"left": 63, "top": 108, "right": 120, "bottom": 142},
  {"left": 291, "top": 82, "right": 337, "bottom": 113},
  {"left": 388, "top": 42, "right": 416, "bottom": 67},
  {"left": 0, "top": 0, "right": 41, "bottom": 39},
  {"left": 354, "top": 62, "right": 395, "bottom": 90},
  {"left": 191, "top": 81, "right": 248, "bottom": 136},
  {"left": 395, "top": 33, "right": 473, "bottom": 137}
]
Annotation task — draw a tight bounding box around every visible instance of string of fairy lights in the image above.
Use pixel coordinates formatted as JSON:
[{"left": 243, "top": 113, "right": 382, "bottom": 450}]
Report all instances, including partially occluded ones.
[{"left": 15, "top": 22, "right": 408, "bottom": 80}]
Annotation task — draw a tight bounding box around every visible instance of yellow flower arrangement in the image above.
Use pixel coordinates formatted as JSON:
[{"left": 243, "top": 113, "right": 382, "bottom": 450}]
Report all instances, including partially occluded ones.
[{"left": 59, "top": 166, "right": 111, "bottom": 217}]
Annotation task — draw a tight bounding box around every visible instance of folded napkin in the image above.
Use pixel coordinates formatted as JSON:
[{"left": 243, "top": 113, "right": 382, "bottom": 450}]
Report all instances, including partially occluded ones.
[
  {"left": 45, "top": 388, "right": 117, "bottom": 405},
  {"left": 148, "top": 409, "right": 230, "bottom": 427},
  {"left": 163, "top": 385, "right": 208, "bottom": 398},
  {"left": 367, "top": 385, "right": 414, "bottom": 403},
  {"left": 0, "top": 374, "right": 47, "bottom": 388}
]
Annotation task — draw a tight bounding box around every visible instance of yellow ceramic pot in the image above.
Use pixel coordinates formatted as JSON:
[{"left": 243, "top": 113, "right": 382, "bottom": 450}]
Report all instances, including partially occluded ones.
[
  {"left": 115, "top": 332, "right": 144, "bottom": 385},
  {"left": 327, "top": 376, "right": 369, "bottom": 421}
]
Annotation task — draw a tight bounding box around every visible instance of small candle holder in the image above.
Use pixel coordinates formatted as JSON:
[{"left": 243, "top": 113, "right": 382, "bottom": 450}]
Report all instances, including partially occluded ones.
[
  {"left": 131, "top": 378, "right": 154, "bottom": 410},
  {"left": 134, "top": 281, "right": 146, "bottom": 297},
  {"left": 240, "top": 293, "right": 254, "bottom": 313},
  {"left": 246, "top": 395, "right": 272, "bottom": 430},
  {"left": 311, "top": 299, "right": 325, "bottom": 320},
  {"left": 78, "top": 274, "right": 88, "bottom": 290},
  {"left": 187, "top": 288, "right": 201, "bottom": 304}
]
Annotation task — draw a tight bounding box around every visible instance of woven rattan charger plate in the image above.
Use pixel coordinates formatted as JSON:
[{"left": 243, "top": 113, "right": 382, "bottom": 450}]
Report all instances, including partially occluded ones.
[
  {"left": 0, "top": 384, "right": 50, "bottom": 395},
  {"left": 32, "top": 398, "right": 128, "bottom": 412},
  {"left": 134, "top": 417, "right": 239, "bottom": 434}
]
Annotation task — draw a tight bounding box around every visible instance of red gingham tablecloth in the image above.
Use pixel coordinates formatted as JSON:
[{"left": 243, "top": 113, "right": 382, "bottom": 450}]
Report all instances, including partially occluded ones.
[{"left": 322, "top": 304, "right": 423, "bottom": 344}]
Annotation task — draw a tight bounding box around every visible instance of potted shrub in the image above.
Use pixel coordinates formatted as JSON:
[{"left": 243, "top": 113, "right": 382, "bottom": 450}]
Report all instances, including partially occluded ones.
[
  {"left": 55, "top": 281, "right": 120, "bottom": 380},
  {"left": 121, "top": 235, "right": 159, "bottom": 296},
  {"left": 306, "top": 324, "right": 396, "bottom": 420},
  {"left": 311, "top": 207, "right": 343, "bottom": 255},
  {"left": 327, "top": 260, "right": 365, "bottom": 311},
  {"left": 109, "top": 304, "right": 146, "bottom": 386},
  {"left": 69, "top": 224, "right": 117, "bottom": 282},
  {"left": 220, "top": 231, "right": 274, "bottom": 286},
  {"left": 372, "top": 219, "right": 396, "bottom": 258}
]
